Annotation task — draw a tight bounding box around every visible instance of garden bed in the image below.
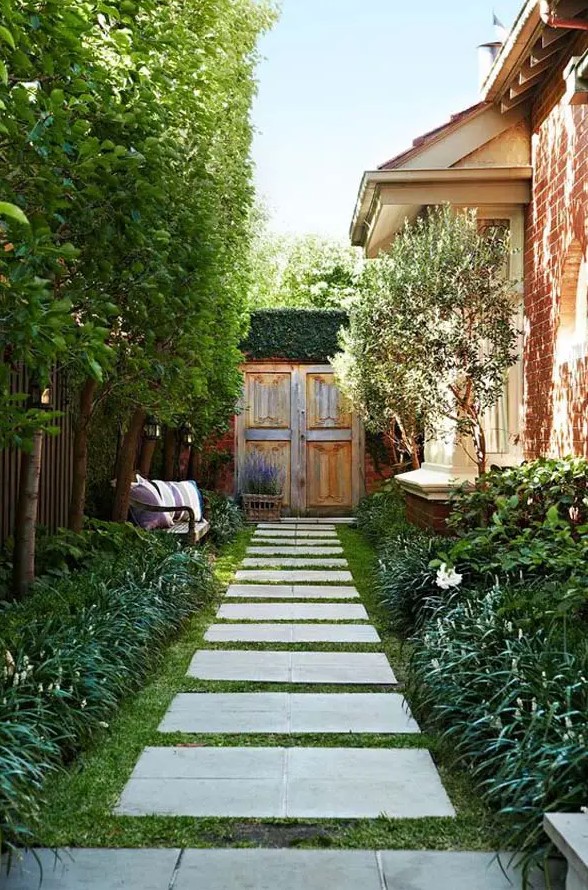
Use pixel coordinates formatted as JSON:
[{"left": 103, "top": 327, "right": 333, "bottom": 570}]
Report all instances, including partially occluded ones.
[{"left": 358, "top": 460, "right": 588, "bottom": 878}]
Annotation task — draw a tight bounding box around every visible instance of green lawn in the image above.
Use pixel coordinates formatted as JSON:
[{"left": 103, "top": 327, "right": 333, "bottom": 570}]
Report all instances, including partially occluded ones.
[{"left": 35, "top": 524, "right": 504, "bottom": 851}]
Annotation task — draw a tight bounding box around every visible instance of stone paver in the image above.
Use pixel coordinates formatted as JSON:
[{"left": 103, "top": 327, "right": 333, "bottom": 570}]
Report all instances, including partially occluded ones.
[
  {"left": 242, "top": 557, "right": 349, "bottom": 568},
  {"left": 188, "top": 649, "right": 396, "bottom": 683},
  {"left": 247, "top": 546, "right": 344, "bottom": 556},
  {"left": 254, "top": 530, "right": 338, "bottom": 539},
  {"left": 176, "top": 849, "right": 380, "bottom": 890},
  {"left": 0, "top": 848, "right": 180, "bottom": 890},
  {"left": 216, "top": 602, "right": 368, "bottom": 621},
  {"left": 251, "top": 538, "right": 342, "bottom": 547},
  {"left": 225, "top": 584, "right": 360, "bottom": 599},
  {"left": 159, "top": 692, "right": 419, "bottom": 734},
  {"left": 235, "top": 570, "right": 353, "bottom": 583},
  {"left": 0, "top": 849, "right": 553, "bottom": 890},
  {"left": 205, "top": 622, "right": 380, "bottom": 643},
  {"left": 116, "top": 747, "right": 454, "bottom": 818},
  {"left": 257, "top": 523, "right": 337, "bottom": 530}
]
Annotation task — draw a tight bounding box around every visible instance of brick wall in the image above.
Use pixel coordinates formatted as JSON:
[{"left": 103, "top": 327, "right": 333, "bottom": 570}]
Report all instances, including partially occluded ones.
[
  {"left": 524, "top": 46, "right": 588, "bottom": 458},
  {"left": 405, "top": 493, "right": 452, "bottom": 536}
]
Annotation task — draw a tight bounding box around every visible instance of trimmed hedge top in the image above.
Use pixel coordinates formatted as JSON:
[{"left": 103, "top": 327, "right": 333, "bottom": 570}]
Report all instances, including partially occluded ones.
[{"left": 242, "top": 308, "right": 348, "bottom": 363}]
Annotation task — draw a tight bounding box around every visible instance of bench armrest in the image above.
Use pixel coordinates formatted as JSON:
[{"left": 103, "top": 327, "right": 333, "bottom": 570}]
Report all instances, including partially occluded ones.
[{"left": 129, "top": 500, "right": 198, "bottom": 545}]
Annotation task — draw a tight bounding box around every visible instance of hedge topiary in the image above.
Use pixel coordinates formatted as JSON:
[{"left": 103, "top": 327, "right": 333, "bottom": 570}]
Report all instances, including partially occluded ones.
[{"left": 242, "top": 308, "right": 348, "bottom": 363}]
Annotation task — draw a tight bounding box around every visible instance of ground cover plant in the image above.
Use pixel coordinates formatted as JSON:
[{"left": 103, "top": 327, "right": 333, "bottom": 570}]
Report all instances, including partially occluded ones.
[
  {"left": 359, "top": 456, "right": 588, "bottom": 879},
  {"left": 0, "top": 526, "right": 215, "bottom": 857}
]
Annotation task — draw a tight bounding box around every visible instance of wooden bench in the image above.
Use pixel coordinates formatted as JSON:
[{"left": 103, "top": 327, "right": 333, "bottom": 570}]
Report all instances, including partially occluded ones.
[{"left": 129, "top": 498, "right": 209, "bottom": 546}]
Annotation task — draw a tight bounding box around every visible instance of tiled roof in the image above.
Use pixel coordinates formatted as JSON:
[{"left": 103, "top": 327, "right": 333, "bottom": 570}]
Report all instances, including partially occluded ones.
[{"left": 378, "top": 101, "right": 491, "bottom": 170}]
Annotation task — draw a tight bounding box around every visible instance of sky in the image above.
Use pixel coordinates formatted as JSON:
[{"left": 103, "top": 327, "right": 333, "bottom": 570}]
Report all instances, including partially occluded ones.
[{"left": 252, "top": 0, "right": 523, "bottom": 240}]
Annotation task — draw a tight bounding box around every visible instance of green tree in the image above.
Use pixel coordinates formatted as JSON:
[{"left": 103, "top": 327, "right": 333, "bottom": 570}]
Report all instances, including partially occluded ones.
[
  {"left": 249, "top": 231, "right": 362, "bottom": 309},
  {"left": 334, "top": 206, "right": 518, "bottom": 475}
]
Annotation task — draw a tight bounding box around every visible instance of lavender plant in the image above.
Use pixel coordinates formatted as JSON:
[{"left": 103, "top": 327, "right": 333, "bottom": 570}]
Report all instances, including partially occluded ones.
[{"left": 240, "top": 451, "right": 284, "bottom": 496}]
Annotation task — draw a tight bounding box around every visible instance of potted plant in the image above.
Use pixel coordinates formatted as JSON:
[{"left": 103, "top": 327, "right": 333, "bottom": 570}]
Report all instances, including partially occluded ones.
[{"left": 239, "top": 451, "right": 285, "bottom": 522}]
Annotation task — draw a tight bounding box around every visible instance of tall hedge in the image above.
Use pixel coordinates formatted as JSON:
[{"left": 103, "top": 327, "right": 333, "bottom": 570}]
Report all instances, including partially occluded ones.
[{"left": 242, "top": 308, "right": 348, "bottom": 362}]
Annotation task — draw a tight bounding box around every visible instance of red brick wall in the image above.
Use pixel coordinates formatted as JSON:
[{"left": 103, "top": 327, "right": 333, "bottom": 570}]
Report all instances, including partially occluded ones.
[
  {"left": 525, "top": 49, "right": 588, "bottom": 458},
  {"left": 405, "top": 493, "right": 452, "bottom": 535}
]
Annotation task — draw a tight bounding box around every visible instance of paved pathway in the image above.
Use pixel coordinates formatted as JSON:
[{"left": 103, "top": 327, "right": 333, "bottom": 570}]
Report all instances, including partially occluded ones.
[
  {"left": 4, "top": 522, "right": 556, "bottom": 888},
  {"left": 116, "top": 521, "right": 450, "bottom": 819}
]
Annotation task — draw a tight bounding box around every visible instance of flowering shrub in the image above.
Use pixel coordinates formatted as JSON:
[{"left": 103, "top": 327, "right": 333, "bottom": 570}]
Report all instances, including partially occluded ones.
[
  {"left": 239, "top": 451, "right": 284, "bottom": 496},
  {"left": 0, "top": 532, "right": 213, "bottom": 853}
]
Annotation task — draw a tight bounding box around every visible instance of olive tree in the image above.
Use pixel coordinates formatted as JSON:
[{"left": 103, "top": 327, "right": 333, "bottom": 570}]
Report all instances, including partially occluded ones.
[{"left": 334, "top": 206, "right": 518, "bottom": 475}]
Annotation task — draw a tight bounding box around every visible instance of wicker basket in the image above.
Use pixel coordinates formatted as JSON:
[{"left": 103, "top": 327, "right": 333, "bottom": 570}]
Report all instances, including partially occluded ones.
[{"left": 242, "top": 493, "right": 283, "bottom": 523}]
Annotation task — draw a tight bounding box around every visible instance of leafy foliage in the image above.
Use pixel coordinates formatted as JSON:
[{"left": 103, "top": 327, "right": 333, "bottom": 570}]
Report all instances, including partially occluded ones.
[
  {"left": 354, "top": 482, "right": 409, "bottom": 544},
  {"left": 0, "top": 531, "right": 214, "bottom": 853},
  {"left": 248, "top": 231, "right": 362, "bottom": 309},
  {"left": 407, "top": 583, "right": 588, "bottom": 878},
  {"left": 334, "top": 206, "right": 518, "bottom": 472},
  {"left": 359, "top": 455, "right": 588, "bottom": 873},
  {"left": 242, "top": 308, "right": 348, "bottom": 362},
  {"left": 377, "top": 531, "right": 446, "bottom": 638},
  {"left": 203, "top": 492, "right": 244, "bottom": 547}
]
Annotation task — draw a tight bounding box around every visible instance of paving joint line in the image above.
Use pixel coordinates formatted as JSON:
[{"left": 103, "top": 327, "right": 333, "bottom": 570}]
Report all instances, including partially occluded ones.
[
  {"left": 375, "top": 850, "right": 389, "bottom": 890},
  {"left": 168, "top": 848, "right": 184, "bottom": 890}
]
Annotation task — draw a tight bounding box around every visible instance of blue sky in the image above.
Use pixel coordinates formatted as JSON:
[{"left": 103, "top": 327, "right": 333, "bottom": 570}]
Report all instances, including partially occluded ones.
[{"left": 252, "top": 0, "right": 523, "bottom": 239}]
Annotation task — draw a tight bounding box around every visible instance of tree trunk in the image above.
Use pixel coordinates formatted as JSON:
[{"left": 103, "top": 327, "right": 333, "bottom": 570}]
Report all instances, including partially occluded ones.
[
  {"left": 410, "top": 436, "right": 421, "bottom": 470},
  {"left": 188, "top": 445, "right": 198, "bottom": 481},
  {"left": 163, "top": 427, "right": 176, "bottom": 480},
  {"left": 473, "top": 421, "right": 487, "bottom": 477},
  {"left": 111, "top": 408, "right": 146, "bottom": 521},
  {"left": 12, "top": 430, "right": 44, "bottom": 600},
  {"left": 138, "top": 438, "right": 157, "bottom": 477},
  {"left": 68, "top": 378, "right": 98, "bottom": 533}
]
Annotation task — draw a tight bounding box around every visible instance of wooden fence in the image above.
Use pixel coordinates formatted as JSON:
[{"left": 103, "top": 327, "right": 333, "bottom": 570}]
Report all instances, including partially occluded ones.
[{"left": 0, "top": 368, "right": 74, "bottom": 545}]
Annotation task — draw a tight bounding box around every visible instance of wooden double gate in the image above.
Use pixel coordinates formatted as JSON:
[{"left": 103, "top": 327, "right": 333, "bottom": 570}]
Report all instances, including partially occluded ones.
[{"left": 236, "top": 363, "right": 364, "bottom": 517}]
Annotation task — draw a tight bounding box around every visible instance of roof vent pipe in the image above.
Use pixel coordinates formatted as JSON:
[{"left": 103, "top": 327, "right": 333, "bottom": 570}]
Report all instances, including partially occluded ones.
[{"left": 478, "top": 41, "right": 503, "bottom": 90}]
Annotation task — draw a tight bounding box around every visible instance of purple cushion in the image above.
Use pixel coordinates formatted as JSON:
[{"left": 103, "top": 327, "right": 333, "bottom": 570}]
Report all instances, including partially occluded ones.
[
  {"left": 153, "top": 480, "right": 182, "bottom": 521},
  {"left": 129, "top": 477, "right": 173, "bottom": 530}
]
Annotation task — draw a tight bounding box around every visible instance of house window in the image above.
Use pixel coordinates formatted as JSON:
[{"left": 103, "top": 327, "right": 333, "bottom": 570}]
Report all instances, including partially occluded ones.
[
  {"left": 556, "top": 239, "right": 588, "bottom": 363},
  {"left": 479, "top": 218, "right": 512, "bottom": 454}
]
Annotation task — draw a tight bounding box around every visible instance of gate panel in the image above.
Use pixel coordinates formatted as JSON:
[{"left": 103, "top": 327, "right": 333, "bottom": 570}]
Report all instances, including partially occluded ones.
[{"left": 237, "top": 363, "right": 362, "bottom": 517}]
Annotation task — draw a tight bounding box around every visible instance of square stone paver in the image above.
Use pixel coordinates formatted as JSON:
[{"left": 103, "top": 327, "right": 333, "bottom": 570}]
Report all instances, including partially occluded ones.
[
  {"left": 251, "top": 536, "right": 342, "bottom": 553},
  {"left": 254, "top": 530, "right": 338, "bottom": 539},
  {"left": 0, "top": 849, "right": 180, "bottom": 890},
  {"left": 247, "top": 546, "right": 344, "bottom": 556},
  {"left": 205, "top": 622, "right": 379, "bottom": 643},
  {"left": 116, "top": 747, "right": 454, "bottom": 818},
  {"left": 188, "top": 650, "right": 396, "bottom": 684},
  {"left": 159, "top": 692, "right": 418, "bottom": 734},
  {"left": 242, "top": 557, "right": 349, "bottom": 568},
  {"left": 235, "top": 570, "right": 353, "bottom": 583},
  {"left": 257, "top": 523, "right": 336, "bottom": 530},
  {"left": 175, "top": 850, "right": 381, "bottom": 890},
  {"left": 224, "top": 584, "right": 360, "bottom": 599},
  {"left": 216, "top": 602, "right": 368, "bottom": 621}
]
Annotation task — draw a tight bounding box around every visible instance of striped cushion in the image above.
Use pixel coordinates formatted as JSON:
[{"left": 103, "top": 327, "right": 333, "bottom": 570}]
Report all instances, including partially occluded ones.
[
  {"left": 175, "top": 480, "right": 202, "bottom": 522},
  {"left": 129, "top": 475, "right": 173, "bottom": 529}
]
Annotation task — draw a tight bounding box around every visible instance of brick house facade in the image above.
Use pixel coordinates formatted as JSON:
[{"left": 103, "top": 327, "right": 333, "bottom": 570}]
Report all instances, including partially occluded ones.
[
  {"left": 524, "top": 41, "right": 588, "bottom": 458},
  {"left": 350, "top": 1, "right": 588, "bottom": 531}
]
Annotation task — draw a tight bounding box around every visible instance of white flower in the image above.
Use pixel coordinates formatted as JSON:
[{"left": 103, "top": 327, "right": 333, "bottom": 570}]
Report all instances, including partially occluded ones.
[
  {"left": 99, "top": 721, "right": 109, "bottom": 728},
  {"left": 435, "top": 563, "right": 463, "bottom": 590},
  {"left": 80, "top": 698, "right": 87, "bottom": 709}
]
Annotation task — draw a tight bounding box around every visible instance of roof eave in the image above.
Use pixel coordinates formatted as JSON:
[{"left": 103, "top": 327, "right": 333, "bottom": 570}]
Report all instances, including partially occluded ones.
[{"left": 482, "top": 0, "right": 542, "bottom": 101}]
